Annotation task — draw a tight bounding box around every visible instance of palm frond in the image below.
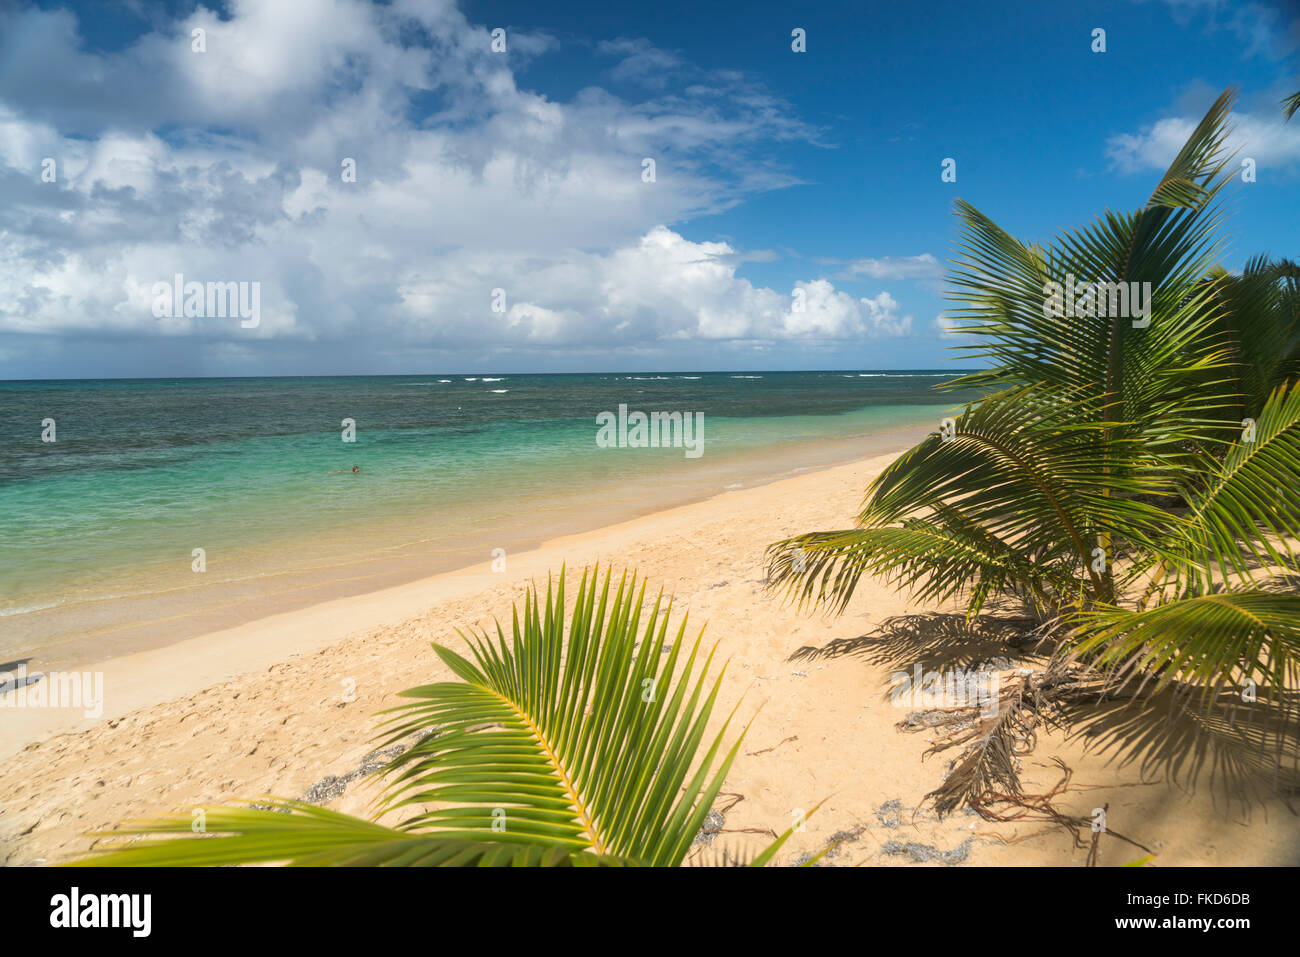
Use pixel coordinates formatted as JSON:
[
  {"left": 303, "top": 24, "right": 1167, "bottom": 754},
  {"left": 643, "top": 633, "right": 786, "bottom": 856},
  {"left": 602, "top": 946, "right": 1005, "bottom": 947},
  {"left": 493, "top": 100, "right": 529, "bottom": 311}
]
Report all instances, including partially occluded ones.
[
  {"left": 1069, "top": 592, "right": 1300, "bottom": 710},
  {"left": 1283, "top": 89, "right": 1300, "bottom": 123},
  {"left": 77, "top": 568, "right": 795, "bottom": 867},
  {"left": 1178, "top": 382, "right": 1300, "bottom": 589},
  {"left": 1198, "top": 257, "right": 1300, "bottom": 421},
  {"left": 770, "top": 387, "right": 1186, "bottom": 613},
  {"left": 70, "top": 801, "right": 638, "bottom": 867},
  {"left": 944, "top": 91, "right": 1239, "bottom": 426}
]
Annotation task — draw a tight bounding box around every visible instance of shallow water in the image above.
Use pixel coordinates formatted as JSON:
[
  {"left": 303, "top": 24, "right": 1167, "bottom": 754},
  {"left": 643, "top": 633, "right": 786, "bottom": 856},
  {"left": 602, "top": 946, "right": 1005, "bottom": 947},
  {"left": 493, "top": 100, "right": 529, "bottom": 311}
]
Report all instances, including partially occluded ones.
[{"left": 0, "top": 371, "right": 973, "bottom": 666}]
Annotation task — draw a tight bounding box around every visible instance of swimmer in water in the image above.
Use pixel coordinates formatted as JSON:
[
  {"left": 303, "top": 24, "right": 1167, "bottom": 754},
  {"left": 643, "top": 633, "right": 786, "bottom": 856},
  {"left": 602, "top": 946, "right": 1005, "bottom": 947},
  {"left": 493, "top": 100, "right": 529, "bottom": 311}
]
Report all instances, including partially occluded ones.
[{"left": 331, "top": 465, "right": 361, "bottom": 473}]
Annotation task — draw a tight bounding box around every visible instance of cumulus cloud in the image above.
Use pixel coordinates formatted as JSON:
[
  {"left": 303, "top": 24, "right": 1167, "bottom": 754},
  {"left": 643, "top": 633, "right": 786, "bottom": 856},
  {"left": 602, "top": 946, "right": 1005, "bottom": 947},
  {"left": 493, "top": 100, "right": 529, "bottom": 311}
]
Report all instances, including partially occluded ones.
[
  {"left": 1106, "top": 108, "right": 1300, "bottom": 175},
  {"left": 0, "top": 0, "right": 902, "bottom": 374}
]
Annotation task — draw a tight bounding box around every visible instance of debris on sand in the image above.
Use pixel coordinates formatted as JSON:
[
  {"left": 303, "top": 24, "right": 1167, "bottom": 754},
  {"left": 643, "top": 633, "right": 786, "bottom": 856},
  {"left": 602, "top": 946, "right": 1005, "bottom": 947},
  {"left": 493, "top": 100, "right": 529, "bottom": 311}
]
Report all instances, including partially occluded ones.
[
  {"left": 692, "top": 809, "right": 726, "bottom": 846},
  {"left": 301, "top": 743, "right": 405, "bottom": 804},
  {"left": 253, "top": 730, "right": 442, "bottom": 811},
  {"left": 875, "top": 798, "right": 904, "bottom": 828},
  {"left": 881, "top": 837, "right": 975, "bottom": 865}
]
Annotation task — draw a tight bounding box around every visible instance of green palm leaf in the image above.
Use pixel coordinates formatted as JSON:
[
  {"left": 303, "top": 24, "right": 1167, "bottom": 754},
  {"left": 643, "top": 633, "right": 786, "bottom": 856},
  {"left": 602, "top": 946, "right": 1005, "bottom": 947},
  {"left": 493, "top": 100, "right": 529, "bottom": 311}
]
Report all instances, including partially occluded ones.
[
  {"left": 768, "top": 517, "right": 1071, "bottom": 619},
  {"left": 75, "top": 567, "right": 806, "bottom": 867},
  {"left": 770, "top": 387, "right": 1185, "bottom": 614},
  {"left": 69, "top": 801, "right": 638, "bottom": 867},
  {"left": 372, "top": 568, "right": 742, "bottom": 864},
  {"left": 1283, "top": 90, "right": 1300, "bottom": 123},
  {"left": 1198, "top": 257, "right": 1300, "bottom": 420},
  {"left": 1069, "top": 592, "right": 1300, "bottom": 709},
  {"left": 943, "top": 90, "right": 1239, "bottom": 433},
  {"left": 1178, "top": 381, "right": 1300, "bottom": 590}
]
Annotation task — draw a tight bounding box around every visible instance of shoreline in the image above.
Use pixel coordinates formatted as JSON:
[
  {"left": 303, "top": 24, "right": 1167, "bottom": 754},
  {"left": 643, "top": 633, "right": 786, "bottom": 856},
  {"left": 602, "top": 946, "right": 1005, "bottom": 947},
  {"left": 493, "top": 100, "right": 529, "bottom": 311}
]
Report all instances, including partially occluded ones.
[
  {"left": 3, "top": 443, "right": 1298, "bottom": 866},
  {"left": 0, "top": 440, "right": 925, "bottom": 758},
  {"left": 3, "top": 421, "right": 937, "bottom": 674}
]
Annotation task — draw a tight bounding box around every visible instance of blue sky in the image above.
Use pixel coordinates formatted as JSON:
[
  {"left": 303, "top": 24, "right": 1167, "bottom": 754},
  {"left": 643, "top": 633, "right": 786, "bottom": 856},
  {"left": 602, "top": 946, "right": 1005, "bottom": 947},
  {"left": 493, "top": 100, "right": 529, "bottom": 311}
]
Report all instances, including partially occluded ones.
[{"left": 0, "top": 0, "right": 1297, "bottom": 378}]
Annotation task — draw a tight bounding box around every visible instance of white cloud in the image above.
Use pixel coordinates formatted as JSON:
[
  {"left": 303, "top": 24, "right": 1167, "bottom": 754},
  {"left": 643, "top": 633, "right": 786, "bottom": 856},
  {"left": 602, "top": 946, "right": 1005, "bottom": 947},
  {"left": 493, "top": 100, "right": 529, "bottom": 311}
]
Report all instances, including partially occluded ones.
[
  {"left": 839, "top": 253, "right": 943, "bottom": 280},
  {"left": 390, "top": 226, "right": 913, "bottom": 347},
  {"left": 1106, "top": 109, "right": 1300, "bottom": 174},
  {"left": 0, "top": 0, "right": 897, "bottom": 373},
  {"left": 598, "top": 38, "right": 684, "bottom": 89}
]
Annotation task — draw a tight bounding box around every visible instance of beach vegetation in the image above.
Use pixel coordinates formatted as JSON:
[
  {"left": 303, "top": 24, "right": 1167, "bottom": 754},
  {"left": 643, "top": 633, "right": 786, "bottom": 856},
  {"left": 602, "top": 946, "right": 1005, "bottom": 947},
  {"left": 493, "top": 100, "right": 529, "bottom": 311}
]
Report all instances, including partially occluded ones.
[{"left": 769, "top": 88, "right": 1300, "bottom": 812}]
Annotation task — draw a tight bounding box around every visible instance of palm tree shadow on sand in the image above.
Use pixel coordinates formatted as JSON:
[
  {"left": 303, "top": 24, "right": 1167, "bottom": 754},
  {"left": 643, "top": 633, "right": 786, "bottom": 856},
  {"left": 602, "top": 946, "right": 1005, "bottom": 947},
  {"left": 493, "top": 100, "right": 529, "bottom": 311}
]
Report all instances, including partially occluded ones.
[
  {"left": 789, "top": 610, "right": 1300, "bottom": 862},
  {"left": 789, "top": 611, "right": 1038, "bottom": 673}
]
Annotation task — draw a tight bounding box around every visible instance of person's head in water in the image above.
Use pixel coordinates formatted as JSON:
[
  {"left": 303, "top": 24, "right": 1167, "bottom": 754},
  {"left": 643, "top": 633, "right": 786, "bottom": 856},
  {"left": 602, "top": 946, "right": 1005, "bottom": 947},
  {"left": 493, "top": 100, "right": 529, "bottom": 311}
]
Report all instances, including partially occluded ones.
[{"left": 352, "top": 465, "right": 359, "bottom": 473}]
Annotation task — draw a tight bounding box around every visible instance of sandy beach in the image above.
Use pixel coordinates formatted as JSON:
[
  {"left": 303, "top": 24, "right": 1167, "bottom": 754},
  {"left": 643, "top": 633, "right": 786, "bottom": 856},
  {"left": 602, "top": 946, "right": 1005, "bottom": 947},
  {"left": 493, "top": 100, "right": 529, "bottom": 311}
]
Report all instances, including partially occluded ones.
[{"left": 2, "top": 447, "right": 1298, "bottom": 867}]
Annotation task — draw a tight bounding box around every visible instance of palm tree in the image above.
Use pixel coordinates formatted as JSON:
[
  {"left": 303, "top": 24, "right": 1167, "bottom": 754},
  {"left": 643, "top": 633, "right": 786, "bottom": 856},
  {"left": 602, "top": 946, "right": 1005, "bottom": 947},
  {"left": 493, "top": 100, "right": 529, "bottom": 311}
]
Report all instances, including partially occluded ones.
[
  {"left": 768, "top": 89, "right": 1300, "bottom": 805},
  {"left": 75, "top": 567, "right": 805, "bottom": 866}
]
